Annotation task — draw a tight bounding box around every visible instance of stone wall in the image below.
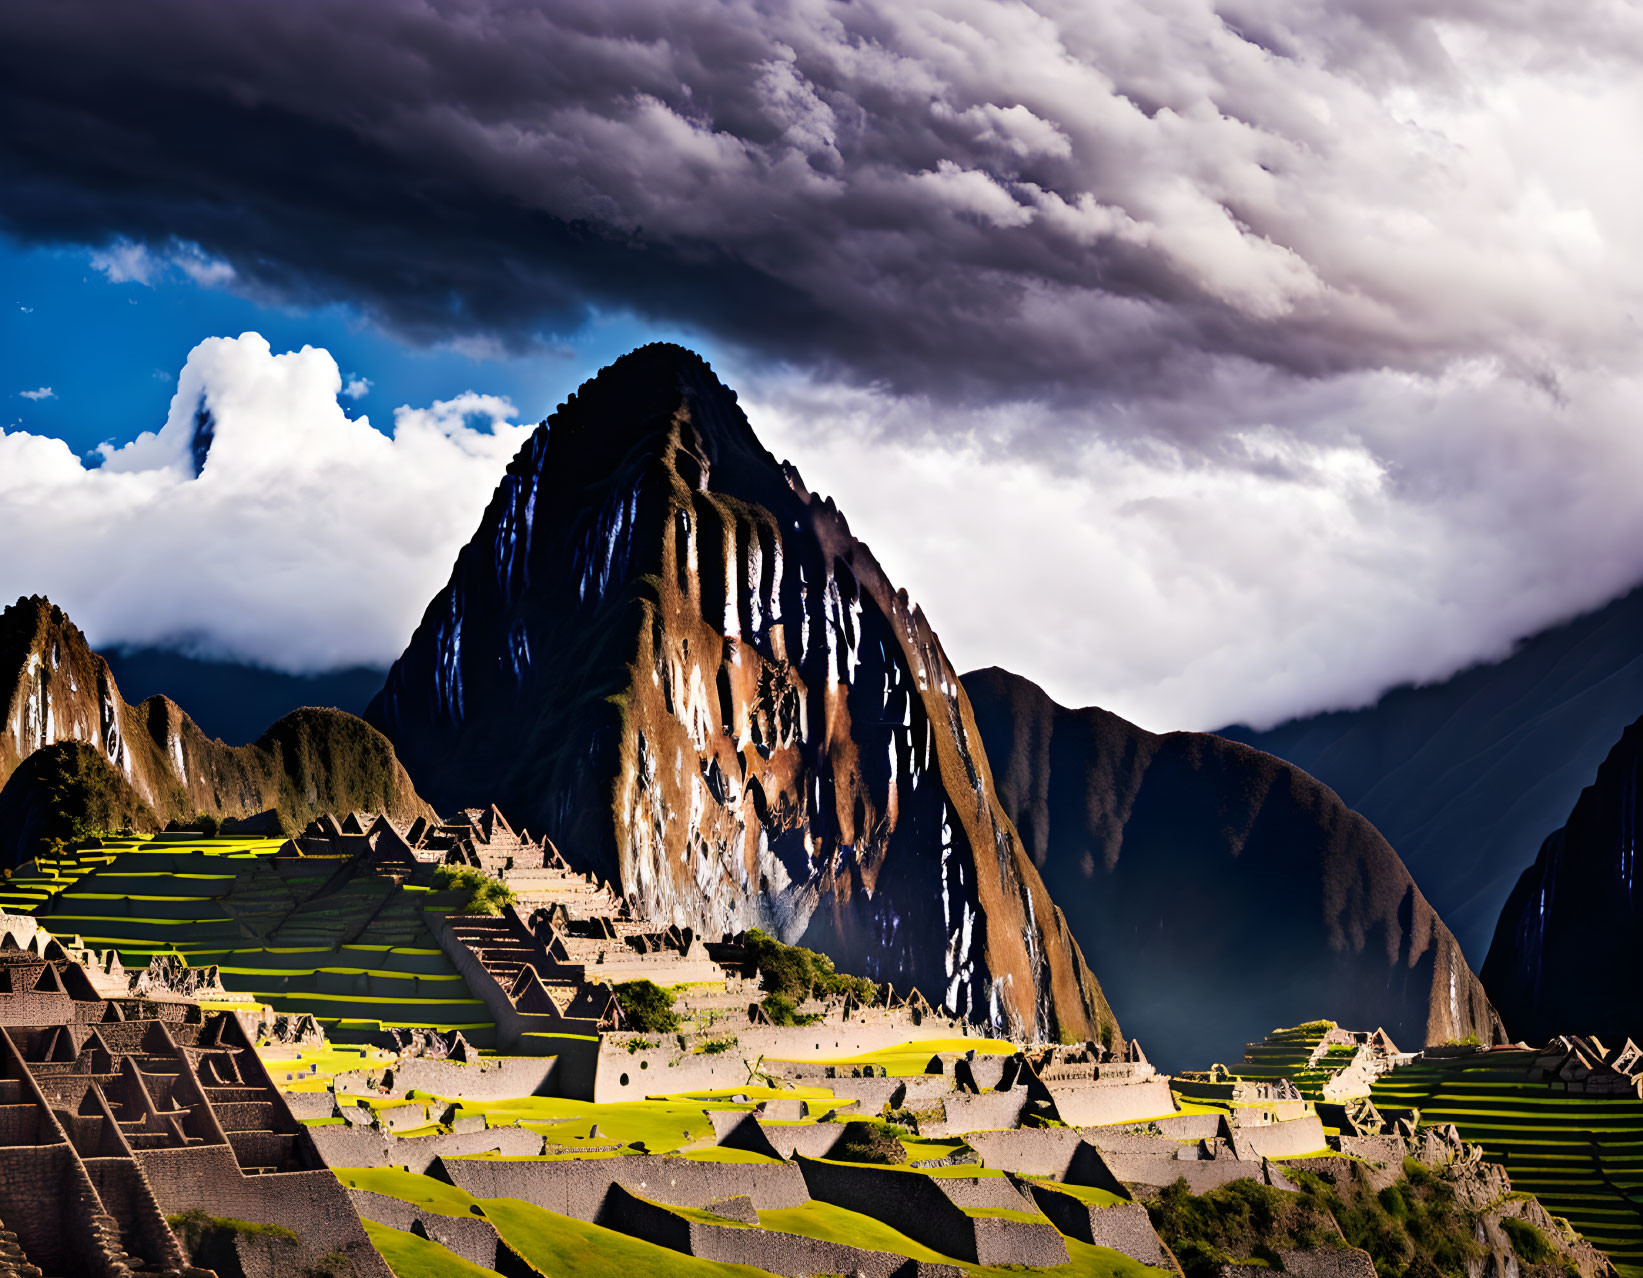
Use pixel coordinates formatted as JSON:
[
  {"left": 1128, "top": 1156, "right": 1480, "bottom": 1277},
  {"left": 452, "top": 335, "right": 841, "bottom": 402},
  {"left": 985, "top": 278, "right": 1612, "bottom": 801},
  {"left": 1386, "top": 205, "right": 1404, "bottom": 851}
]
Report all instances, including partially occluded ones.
[
  {"left": 136, "top": 1143, "right": 393, "bottom": 1278},
  {"left": 1043, "top": 1078, "right": 1176, "bottom": 1127},
  {"left": 592, "top": 1019, "right": 981, "bottom": 1103},
  {"left": 795, "top": 1155, "right": 1069, "bottom": 1268},
  {"left": 601, "top": 1183, "right": 965, "bottom": 1278},
  {"left": 1027, "top": 1187, "right": 1176, "bottom": 1271},
  {"left": 1228, "top": 1115, "right": 1327, "bottom": 1161},
  {"left": 965, "top": 1127, "right": 1082, "bottom": 1177},
  {"left": 434, "top": 1151, "right": 810, "bottom": 1220},
  {"left": 348, "top": 1187, "right": 515, "bottom": 1270},
  {"left": 333, "top": 1054, "right": 561, "bottom": 1103},
  {"left": 919, "top": 1090, "right": 1027, "bottom": 1137},
  {"left": 308, "top": 1122, "right": 542, "bottom": 1173}
]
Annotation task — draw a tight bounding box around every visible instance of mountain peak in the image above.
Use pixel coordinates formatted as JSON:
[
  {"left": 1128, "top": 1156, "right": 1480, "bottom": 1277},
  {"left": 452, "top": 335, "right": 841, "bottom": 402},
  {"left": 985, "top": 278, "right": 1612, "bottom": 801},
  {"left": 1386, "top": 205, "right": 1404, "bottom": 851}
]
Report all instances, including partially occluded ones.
[{"left": 369, "top": 345, "right": 1117, "bottom": 1043}]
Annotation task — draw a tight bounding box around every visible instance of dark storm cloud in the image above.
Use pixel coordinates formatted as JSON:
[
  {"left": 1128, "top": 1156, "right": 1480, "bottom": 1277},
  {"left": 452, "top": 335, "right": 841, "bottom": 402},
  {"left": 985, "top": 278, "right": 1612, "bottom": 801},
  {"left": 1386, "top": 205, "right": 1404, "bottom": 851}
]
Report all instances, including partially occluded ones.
[
  {"left": 6, "top": 0, "right": 1634, "bottom": 417},
  {"left": 6, "top": 0, "right": 1643, "bottom": 730}
]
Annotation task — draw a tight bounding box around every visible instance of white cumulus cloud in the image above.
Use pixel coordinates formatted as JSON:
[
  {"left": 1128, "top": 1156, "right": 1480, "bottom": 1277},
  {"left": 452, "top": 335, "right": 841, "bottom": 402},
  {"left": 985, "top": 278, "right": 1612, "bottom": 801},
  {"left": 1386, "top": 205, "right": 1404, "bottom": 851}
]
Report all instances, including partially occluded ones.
[
  {"left": 743, "top": 355, "right": 1643, "bottom": 733},
  {"left": 18, "top": 387, "right": 53, "bottom": 401},
  {"left": 0, "top": 333, "right": 533, "bottom": 672}
]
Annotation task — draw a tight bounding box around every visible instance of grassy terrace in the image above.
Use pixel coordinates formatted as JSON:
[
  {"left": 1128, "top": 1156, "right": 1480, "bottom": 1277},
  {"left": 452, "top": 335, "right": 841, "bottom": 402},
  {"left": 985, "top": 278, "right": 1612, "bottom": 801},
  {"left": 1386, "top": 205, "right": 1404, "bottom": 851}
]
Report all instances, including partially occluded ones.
[
  {"left": 1371, "top": 1050, "right": 1643, "bottom": 1275},
  {"left": 0, "top": 835, "right": 495, "bottom": 1044},
  {"left": 345, "top": 1165, "right": 1169, "bottom": 1278}
]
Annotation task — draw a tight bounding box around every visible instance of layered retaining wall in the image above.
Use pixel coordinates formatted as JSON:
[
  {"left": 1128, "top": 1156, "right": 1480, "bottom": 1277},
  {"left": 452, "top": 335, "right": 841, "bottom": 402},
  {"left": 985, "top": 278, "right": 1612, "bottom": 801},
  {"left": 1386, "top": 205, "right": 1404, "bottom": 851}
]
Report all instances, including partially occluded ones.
[
  {"left": 309, "top": 1123, "right": 542, "bottom": 1173},
  {"left": 1228, "top": 1116, "right": 1327, "bottom": 1161},
  {"left": 434, "top": 1152, "right": 810, "bottom": 1220},
  {"left": 965, "top": 1127, "right": 1083, "bottom": 1177},
  {"left": 794, "top": 1156, "right": 1069, "bottom": 1268},
  {"left": 1043, "top": 1078, "right": 1177, "bottom": 1127},
  {"left": 594, "top": 1019, "right": 985, "bottom": 1103},
  {"left": 136, "top": 1144, "right": 392, "bottom": 1278},
  {"left": 601, "top": 1183, "right": 965, "bottom": 1278},
  {"left": 348, "top": 1187, "right": 522, "bottom": 1272},
  {"left": 1027, "top": 1186, "right": 1177, "bottom": 1271}
]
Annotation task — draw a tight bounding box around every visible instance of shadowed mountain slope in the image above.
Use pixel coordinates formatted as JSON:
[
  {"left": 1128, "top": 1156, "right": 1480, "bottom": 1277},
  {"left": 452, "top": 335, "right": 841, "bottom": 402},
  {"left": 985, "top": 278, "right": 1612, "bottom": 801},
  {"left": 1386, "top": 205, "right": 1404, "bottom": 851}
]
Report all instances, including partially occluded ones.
[
  {"left": 0, "top": 595, "right": 432, "bottom": 858},
  {"left": 368, "top": 343, "right": 1117, "bottom": 1043},
  {"left": 963, "top": 665, "right": 1503, "bottom": 1069},
  {"left": 1483, "top": 713, "right": 1643, "bottom": 1044},
  {"left": 1222, "top": 583, "right": 1643, "bottom": 962}
]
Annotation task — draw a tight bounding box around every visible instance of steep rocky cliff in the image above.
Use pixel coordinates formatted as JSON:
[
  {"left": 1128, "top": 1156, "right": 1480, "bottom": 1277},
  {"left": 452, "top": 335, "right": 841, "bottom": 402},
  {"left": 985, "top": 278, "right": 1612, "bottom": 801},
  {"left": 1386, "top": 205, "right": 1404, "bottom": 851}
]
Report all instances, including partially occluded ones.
[
  {"left": 368, "top": 344, "right": 1117, "bottom": 1043},
  {"left": 0, "top": 595, "right": 432, "bottom": 854},
  {"left": 1482, "top": 714, "right": 1643, "bottom": 1043},
  {"left": 963, "top": 666, "right": 1504, "bottom": 1068}
]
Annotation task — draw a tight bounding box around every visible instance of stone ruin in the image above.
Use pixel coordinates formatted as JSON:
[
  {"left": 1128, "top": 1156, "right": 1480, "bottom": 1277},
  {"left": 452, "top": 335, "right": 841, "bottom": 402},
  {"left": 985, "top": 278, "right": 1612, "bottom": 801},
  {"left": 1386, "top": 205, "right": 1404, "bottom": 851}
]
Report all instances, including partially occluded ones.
[{"left": 0, "top": 923, "right": 389, "bottom": 1277}]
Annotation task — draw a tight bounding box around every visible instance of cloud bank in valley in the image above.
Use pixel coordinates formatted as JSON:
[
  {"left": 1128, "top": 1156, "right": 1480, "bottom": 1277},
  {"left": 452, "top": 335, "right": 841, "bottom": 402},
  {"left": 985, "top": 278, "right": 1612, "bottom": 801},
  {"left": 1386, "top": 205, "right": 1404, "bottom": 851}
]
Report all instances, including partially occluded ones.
[
  {"left": 2, "top": 0, "right": 1642, "bottom": 727},
  {"left": 0, "top": 334, "right": 533, "bottom": 672}
]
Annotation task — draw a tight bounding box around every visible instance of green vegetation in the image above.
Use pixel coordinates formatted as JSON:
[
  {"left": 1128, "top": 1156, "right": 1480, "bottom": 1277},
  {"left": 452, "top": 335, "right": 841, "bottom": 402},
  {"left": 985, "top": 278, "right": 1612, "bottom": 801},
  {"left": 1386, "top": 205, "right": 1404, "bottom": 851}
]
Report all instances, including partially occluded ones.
[
  {"left": 1371, "top": 1048, "right": 1643, "bottom": 1274},
  {"left": 3, "top": 742, "right": 158, "bottom": 862},
  {"left": 613, "top": 980, "right": 681, "bottom": 1032},
  {"left": 167, "top": 1209, "right": 298, "bottom": 1245},
  {"left": 1501, "top": 1217, "right": 1557, "bottom": 1266},
  {"left": 831, "top": 1119, "right": 910, "bottom": 1165},
  {"left": 1147, "top": 1177, "right": 1340, "bottom": 1278},
  {"left": 167, "top": 1208, "right": 308, "bottom": 1273},
  {"left": 0, "top": 834, "right": 494, "bottom": 1045},
  {"left": 475, "top": 1198, "right": 770, "bottom": 1278},
  {"left": 694, "top": 1034, "right": 738, "bottom": 1055},
  {"left": 361, "top": 1220, "right": 502, "bottom": 1278},
  {"left": 1148, "top": 1160, "right": 1574, "bottom": 1278},
  {"left": 350, "top": 1166, "right": 1168, "bottom": 1278},
  {"left": 776, "top": 1036, "right": 1015, "bottom": 1078},
  {"left": 432, "top": 864, "right": 517, "bottom": 915},
  {"left": 742, "top": 927, "right": 876, "bottom": 1004},
  {"left": 759, "top": 991, "right": 822, "bottom": 1027}
]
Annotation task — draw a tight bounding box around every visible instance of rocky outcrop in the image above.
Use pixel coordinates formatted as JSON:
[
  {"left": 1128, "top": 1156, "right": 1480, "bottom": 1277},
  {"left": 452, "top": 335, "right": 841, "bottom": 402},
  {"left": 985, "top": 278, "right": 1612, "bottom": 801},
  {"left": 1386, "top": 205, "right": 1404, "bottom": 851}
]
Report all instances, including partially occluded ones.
[
  {"left": 1482, "top": 714, "right": 1643, "bottom": 1043},
  {"left": 0, "top": 596, "right": 432, "bottom": 859},
  {"left": 962, "top": 666, "right": 1503, "bottom": 1068},
  {"left": 368, "top": 343, "right": 1117, "bottom": 1043}
]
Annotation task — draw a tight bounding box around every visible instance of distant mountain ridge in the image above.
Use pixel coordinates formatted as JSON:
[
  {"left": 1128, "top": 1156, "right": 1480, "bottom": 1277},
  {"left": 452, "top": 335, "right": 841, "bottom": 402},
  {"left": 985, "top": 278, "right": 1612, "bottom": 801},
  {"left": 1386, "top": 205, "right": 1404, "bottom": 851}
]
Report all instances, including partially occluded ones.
[
  {"left": 0, "top": 595, "right": 432, "bottom": 860},
  {"left": 1482, "top": 712, "right": 1643, "bottom": 1044},
  {"left": 1221, "top": 582, "right": 1643, "bottom": 961},
  {"left": 963, "top": 665, "right": 1504, "bottom": 1069},
  {"left": 102, "top": 647, "right": 385, "bottom": 747}
]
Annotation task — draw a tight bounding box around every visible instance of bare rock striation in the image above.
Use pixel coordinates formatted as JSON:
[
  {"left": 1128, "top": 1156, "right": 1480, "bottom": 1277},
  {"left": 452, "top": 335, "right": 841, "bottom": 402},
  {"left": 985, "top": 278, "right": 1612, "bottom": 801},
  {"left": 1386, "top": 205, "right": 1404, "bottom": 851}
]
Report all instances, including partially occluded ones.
[
  {"left": 962, "top": 665, "right": 1503, "bottom": 1068},
  {"left": 0, "top": 595, "right": 432, "bottom": 856},
  {"left": 1482, "top": 712, "right": 1643, "bottom": 1043},
  {"left": 368, "top": 343, "right": 1117, "bottom": 1042}
]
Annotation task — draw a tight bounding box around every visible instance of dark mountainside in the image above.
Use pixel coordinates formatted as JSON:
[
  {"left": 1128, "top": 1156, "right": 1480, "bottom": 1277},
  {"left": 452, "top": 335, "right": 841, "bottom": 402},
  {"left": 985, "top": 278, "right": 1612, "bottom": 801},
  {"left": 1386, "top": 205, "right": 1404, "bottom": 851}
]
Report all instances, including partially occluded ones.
[
  {"left": 1222, "top": 583, "right": 1643, "bottom": 962},
  {"left": 103, "top": 647, "right": 385, "bottom": 746},
  {"left": 963, "top": 665, "right": 1504, "bottom": 1069},
  {"left": 0, "top": 595, "right": 433, "bottom": 860},
  {"left": 368, "top": 343, "right": 1118, "bottom": 1044},
  {"left": 1482, "top": 713, "right": 1643, "bottom": 1044}
]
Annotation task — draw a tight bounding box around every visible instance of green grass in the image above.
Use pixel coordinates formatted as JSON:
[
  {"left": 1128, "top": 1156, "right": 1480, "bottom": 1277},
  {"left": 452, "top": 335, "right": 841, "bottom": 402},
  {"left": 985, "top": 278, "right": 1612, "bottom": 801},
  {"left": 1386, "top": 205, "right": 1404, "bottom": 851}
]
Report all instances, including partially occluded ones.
[
  {"left": 339, "top": 1167, "right": 487, "bottom": 1216},
  {"left": 1371, "top": 1056, "right": 1643, "bottom": 1276},
  {"left": 775, "top": 1037, "right": 1014, "bottom": 1077},
  {"left": 344, "top": 1167, "right": 1167, "bottom": 1278},
  {"left": 362, "top": 1219, "right": 503, "bottom": 1278},
  {"left": 450, "top": 1095, "right": 741, "bottom": 1153},
  {"left": 756, "top": 1200, "right": 1165, "bottom": 1277},
  {"left": 480, "top": 1198, "right": 771, "bottom": 1277},
  {"left": 7, "top": 835, "right": 493, "bottom": 1042}
]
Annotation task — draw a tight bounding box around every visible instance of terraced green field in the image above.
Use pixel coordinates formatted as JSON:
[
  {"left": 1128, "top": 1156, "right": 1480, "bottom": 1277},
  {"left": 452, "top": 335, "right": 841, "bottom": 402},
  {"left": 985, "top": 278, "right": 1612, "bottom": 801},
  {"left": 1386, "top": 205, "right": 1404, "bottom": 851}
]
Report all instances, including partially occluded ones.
[
  {"left": 1371, "top": 1050, "right": 1643, "bottom": 1276},
  {"left": 346, "top": 1166, "right": 1168, "bottom": 1278},
  {"left": 0, "top": 835, "right": 495, "bottom": 1044}
]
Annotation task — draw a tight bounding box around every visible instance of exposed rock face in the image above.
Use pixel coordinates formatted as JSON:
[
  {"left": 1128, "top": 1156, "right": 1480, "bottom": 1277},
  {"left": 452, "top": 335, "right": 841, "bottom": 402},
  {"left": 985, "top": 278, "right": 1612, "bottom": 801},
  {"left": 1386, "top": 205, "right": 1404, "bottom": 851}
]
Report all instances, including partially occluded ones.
[
  {"left": 962, "top": 666, "right": 1504, "bottom": 1068},
  {"left": 0, "top": 595, "right": 432, "bottom": 855},
  {"left": 368, "top": 344, "right": 1116, "bottom": 1042},
  {"left": 1482, "top": 714, "right": 1643, "bottom": 1043}
]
